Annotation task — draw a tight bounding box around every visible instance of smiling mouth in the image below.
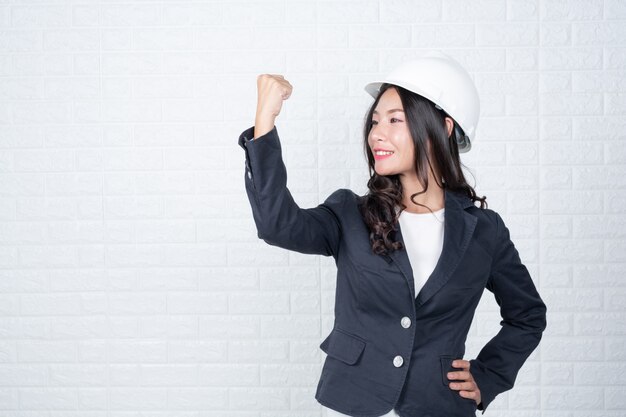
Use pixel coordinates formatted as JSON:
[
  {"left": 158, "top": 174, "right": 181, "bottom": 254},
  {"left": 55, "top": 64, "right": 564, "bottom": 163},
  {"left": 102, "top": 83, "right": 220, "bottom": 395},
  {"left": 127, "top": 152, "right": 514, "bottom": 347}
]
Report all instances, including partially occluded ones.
[{"left": 373, "top": 150, "right": 394, "bottom": 160}]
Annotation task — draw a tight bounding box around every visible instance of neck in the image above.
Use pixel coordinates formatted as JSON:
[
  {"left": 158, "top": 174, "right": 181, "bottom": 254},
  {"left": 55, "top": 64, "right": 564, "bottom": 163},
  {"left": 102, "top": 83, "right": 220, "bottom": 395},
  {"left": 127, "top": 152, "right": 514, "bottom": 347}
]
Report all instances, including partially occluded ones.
[{"left": 399, "top": 172, "right": 444, "bottom": 214}]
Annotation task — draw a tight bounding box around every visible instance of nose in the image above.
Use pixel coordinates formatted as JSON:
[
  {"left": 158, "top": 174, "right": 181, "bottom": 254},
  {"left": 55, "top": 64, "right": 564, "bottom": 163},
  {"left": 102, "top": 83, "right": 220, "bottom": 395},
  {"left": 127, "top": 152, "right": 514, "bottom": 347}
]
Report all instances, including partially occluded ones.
[{"left": 369, "top": 123, "right": 385, "bottom": 142}]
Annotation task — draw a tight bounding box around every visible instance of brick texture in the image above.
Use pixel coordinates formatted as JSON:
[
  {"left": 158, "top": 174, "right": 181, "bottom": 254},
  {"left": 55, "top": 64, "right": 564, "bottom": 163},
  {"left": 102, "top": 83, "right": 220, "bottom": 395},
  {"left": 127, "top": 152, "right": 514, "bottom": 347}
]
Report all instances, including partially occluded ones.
[{"left": 0, "top": 1, "right": 624, "bottom": 416}]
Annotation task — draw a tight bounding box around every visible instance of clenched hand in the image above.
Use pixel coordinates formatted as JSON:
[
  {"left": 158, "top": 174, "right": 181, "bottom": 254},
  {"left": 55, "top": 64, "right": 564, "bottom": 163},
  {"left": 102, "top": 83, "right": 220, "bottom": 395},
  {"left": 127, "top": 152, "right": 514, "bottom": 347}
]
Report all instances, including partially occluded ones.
[{"left": 254, "top": 74, "right": 293, "bottom": 139}]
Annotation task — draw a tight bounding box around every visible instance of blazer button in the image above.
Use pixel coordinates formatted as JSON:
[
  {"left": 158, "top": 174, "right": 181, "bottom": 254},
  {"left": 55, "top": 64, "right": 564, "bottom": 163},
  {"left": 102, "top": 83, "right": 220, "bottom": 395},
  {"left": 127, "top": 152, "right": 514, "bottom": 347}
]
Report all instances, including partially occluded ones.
[
  {"left": 247, "top": 171, "right": 252, "bottom": 179},
  {"left": 393, "top": 355, "right": 404, "bottom": 367},
  {"left": 401, "top": 316, "right": 411, "bottom": 329}
]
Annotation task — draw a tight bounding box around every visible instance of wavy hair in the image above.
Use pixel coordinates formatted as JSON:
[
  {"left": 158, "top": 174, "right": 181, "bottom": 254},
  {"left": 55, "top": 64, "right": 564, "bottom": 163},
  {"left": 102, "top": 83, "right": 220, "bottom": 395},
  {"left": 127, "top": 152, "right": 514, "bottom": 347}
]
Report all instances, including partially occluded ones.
[{"left": 358, "top": 84, "right": 488, "bottom": 256}]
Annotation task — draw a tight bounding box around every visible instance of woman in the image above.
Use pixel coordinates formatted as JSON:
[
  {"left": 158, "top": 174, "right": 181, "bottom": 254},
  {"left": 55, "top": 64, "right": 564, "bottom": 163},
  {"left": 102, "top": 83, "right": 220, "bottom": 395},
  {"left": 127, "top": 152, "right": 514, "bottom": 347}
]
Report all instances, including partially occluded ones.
[{"left": 238, "top": 52, "right": 547, "bottom": 417}]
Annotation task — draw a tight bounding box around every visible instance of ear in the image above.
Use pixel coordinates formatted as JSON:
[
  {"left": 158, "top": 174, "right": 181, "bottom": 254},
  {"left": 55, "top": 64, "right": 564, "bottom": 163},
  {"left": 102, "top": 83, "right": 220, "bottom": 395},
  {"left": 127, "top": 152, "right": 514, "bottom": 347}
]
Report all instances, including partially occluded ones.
[{"left": 444, "top": 117, "right": 454, "bottom": 138}]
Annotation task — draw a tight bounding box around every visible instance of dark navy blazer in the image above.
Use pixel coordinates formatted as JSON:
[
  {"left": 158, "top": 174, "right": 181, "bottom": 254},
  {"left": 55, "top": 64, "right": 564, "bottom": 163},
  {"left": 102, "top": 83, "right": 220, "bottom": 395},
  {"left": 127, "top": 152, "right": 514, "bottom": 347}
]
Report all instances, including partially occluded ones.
[{"left": 238, "top": 126, "right": 547, "bottom": 417}]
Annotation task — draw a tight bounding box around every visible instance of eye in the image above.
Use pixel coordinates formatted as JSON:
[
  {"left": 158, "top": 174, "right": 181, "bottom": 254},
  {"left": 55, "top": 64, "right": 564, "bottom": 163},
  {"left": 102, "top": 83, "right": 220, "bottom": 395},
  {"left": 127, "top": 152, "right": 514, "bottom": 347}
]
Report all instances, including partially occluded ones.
[
  {"left": 390, "top": 117, "right": 402, "bottom": 123},
  {"left": 371, "top": 120, "right": 378, "bottom": 126}
]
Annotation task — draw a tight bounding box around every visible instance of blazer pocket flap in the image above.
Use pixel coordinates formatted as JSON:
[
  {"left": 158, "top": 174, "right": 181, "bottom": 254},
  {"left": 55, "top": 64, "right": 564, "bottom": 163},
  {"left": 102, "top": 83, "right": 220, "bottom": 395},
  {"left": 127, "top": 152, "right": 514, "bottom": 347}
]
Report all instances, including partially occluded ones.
[{"left": 320, "top": 328, "right": 366, "bottom": 365}]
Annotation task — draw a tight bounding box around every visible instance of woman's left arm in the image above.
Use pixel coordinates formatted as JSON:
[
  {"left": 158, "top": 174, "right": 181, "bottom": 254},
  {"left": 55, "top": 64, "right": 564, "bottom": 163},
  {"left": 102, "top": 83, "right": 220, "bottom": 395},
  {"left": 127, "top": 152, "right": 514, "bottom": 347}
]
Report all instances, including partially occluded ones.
[{"left": 456, "top": 211, "right": 547, "bottom": 413}]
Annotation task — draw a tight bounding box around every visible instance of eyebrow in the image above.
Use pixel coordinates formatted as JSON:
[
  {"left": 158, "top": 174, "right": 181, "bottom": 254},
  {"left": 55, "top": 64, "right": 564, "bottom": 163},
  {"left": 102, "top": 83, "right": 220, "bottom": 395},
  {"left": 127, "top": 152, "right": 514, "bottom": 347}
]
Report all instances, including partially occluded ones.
[{"left": 373, "top": 109, "right": 404, "bottom": 115}]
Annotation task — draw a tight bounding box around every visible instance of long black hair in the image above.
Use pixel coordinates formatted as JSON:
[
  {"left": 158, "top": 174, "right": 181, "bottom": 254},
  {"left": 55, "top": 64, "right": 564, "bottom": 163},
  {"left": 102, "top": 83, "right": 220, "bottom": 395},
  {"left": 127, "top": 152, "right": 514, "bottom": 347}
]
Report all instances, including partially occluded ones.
[{"left": 358, "top": 83, "right": 487, "bottom": 256}]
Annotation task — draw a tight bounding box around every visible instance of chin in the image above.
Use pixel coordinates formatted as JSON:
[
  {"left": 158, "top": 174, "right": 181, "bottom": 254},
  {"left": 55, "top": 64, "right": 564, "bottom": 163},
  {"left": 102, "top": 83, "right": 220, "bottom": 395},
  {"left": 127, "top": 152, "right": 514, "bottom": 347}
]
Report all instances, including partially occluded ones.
[{"left": 374, "top": 168, "right": 397, "bottom": 177}]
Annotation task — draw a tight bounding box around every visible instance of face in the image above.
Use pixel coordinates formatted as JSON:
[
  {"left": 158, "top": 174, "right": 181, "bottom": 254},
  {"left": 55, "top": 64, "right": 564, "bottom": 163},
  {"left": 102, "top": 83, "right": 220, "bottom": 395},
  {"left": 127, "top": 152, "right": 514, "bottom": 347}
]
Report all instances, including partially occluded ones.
[{"left": 368, "top": 87, "right": 417, "bottom": 178}]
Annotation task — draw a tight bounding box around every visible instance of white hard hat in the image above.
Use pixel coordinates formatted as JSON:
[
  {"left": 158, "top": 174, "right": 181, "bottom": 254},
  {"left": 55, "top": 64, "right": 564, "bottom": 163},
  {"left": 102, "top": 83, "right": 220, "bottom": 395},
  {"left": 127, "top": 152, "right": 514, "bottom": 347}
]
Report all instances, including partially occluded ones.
[{"left": 364, "top": 51, "right": 480, "bottom": 153}]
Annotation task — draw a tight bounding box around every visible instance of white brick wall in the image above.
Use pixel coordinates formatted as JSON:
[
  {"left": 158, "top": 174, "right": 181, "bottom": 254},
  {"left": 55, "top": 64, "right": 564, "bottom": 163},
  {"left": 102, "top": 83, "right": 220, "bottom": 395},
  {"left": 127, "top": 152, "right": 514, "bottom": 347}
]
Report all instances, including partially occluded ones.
[{"left": 0, "top": 0, "right": 624, "bottom": 415}]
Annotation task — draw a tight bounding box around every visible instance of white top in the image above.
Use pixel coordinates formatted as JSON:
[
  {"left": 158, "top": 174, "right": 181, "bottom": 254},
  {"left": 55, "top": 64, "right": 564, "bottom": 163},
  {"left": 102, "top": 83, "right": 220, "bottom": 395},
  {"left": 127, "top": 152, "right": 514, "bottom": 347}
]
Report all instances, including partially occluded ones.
[
  {"left": 322, "top": 208, "right": 445, "bottom": 417},
  {"left": 398, "top": 207, "right": 445, "bottom": 298}
]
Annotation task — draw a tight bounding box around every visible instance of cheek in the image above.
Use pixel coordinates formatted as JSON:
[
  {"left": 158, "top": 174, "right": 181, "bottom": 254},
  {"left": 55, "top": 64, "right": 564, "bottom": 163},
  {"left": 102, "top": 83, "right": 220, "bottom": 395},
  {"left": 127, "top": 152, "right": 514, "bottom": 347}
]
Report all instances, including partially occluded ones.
[
  {"left": 403, "top": 149, "right": 414, "bottom": 165},
  {"left": 398, "top": 137, "right": 415, "bottom": 160}
]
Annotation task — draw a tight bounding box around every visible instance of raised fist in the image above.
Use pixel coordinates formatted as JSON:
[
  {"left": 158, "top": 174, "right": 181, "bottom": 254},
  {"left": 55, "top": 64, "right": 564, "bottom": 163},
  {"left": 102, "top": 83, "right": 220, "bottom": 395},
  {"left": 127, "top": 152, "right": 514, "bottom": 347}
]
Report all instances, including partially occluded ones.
[{"left": 254, "top": 74, "right": 293, "bottom": 138}]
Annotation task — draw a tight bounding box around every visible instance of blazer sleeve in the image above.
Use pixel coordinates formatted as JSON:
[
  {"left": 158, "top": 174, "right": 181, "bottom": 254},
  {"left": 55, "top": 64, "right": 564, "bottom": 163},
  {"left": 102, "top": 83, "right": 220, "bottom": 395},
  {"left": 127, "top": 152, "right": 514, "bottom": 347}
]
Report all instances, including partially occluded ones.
[
  {"left": 238, "top": 125, "right": 343, "bottom": 257},
  {"left": 469, "top": 211, "right": 547, "bottom": 413}
]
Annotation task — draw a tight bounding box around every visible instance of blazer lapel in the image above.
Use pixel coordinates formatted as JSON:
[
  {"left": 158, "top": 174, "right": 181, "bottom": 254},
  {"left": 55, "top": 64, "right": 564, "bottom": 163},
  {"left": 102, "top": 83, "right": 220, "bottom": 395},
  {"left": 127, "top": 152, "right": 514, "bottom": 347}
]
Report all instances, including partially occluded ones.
[{"left": 386, "top": 188, "right": 478, "bottom": 310}]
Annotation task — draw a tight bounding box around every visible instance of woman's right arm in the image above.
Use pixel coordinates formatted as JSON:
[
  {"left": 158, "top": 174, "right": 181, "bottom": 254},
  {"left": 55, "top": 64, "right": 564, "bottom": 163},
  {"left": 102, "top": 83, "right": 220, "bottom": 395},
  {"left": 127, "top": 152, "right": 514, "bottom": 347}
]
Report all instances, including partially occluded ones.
[{"left": 237, "top": 75, "right": 344, "bottom": 257}]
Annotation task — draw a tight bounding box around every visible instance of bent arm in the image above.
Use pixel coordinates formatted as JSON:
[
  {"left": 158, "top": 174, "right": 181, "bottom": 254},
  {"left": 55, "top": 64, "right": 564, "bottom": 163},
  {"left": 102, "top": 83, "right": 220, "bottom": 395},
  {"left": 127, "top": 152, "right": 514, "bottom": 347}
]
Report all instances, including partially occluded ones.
[
  {"left": 470, "top": 212, "right": 547, "bottom": 413},
  {"left": 238, "top": 125, "right": 343, "bottom": 257}
]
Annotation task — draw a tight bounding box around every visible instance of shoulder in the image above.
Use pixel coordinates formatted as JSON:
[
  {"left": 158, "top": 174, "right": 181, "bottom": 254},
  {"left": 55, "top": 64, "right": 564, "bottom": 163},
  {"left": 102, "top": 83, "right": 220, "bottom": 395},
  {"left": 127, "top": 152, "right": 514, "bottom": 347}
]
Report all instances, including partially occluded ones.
[
  {"left": 468, "top": 206, "right": 520, "bottom": 267},
  {"left": 464, "top": 202, "right": 501, "bottom": 234},
  {"left": 467, "top": 205, "right": 500, "bottom": 229},
  {"left": 322, "top": 188, "right": 359, "bottom": 207},
  {"left": 321, "top": 189, "right": 365, "bottom": 220},
  {"left": 447, "top": 188, "right": 516, "bottom": 254},
  {"left": 448, "top": 187, "right": 499, "bottom": 231}
]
